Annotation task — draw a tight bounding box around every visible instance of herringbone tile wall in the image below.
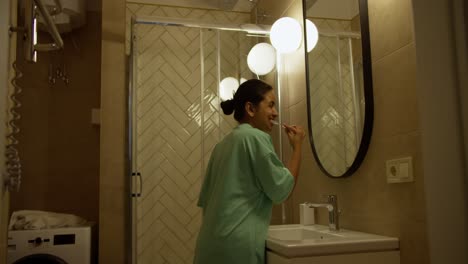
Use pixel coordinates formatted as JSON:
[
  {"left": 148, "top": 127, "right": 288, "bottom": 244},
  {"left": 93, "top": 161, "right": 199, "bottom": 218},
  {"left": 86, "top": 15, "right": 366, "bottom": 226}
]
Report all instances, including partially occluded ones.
[
  {"left": 127, "top": 4, "right": 252, "bottom": 263},
  {"left": 307, "top": 18, "right": 363, "bottom": 176}
]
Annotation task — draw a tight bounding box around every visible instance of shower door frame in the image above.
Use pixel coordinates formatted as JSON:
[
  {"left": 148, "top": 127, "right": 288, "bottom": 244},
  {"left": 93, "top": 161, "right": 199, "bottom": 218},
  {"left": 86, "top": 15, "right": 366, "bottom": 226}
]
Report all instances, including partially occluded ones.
[{"left": 127, "top": 15, "right": 281, "bottom": 264}]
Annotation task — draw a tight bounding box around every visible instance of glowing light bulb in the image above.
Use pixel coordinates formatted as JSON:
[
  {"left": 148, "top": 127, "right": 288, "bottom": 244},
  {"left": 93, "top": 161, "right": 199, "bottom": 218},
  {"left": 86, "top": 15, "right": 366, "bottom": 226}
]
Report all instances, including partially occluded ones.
[
  {"left": 219, "top": 77, "right": 239, "bottom": 101},
  {"left": 306, "top": 19, "right": 319, "bottom": 52},
  {"left": 247, "top": 43, "right": 276, "bottom": 75},
  {"left": 270, "top": 17, "right": 302, "bottom": 54}
]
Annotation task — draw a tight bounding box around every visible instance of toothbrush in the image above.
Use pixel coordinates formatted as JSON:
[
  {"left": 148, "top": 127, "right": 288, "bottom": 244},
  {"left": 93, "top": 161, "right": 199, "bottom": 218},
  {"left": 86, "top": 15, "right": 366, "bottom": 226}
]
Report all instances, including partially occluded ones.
[{"left": 272, "top": 120, "right": 289, "bottom": 128}]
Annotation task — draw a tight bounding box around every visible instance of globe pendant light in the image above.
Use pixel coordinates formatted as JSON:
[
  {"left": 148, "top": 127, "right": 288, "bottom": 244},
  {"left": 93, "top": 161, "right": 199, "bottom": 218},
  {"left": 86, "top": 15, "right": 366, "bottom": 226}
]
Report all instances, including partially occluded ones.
[
  {"left": 247, "top": 43, "right": 276, "bottom": 75},
  {"left": 305, "top": 19, "right": 319, "bottom": 52},
  {"left": 219, "top": 77, "right": 240, "bottom": 101},
  {"left": 269, "top": 17, "right": 302, "bottom": 54}
]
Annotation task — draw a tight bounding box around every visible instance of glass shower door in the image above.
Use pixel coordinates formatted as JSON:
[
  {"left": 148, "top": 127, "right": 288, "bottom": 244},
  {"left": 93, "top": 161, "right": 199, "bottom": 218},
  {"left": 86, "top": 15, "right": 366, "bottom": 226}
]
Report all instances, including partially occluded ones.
[{"left": 130, "top": 22, "right": 254, "bottom": 263}]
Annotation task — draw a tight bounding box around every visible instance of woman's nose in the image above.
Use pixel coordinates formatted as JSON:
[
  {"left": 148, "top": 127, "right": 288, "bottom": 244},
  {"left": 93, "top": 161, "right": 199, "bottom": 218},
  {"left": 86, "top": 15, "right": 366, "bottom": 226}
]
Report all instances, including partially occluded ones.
[{"left": 273, "top": 108, "right": 278, "bottom": 117}]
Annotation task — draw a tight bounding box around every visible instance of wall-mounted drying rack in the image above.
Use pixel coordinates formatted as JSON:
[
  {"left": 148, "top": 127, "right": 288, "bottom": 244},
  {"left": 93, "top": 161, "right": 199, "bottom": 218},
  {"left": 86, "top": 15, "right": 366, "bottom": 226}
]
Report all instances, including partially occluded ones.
[
  {"left": 10, "top": 0, "right": 64, "bottom": 62},
  {"left": 5, "top": 0, "right": 64, "bottom": 192}
]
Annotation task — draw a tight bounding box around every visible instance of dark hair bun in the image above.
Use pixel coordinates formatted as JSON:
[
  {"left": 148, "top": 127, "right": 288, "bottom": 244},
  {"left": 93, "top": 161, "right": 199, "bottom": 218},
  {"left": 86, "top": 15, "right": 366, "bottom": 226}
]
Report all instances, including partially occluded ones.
[{"left": 220, "top": 99, "right": 235, "bottom": 115}]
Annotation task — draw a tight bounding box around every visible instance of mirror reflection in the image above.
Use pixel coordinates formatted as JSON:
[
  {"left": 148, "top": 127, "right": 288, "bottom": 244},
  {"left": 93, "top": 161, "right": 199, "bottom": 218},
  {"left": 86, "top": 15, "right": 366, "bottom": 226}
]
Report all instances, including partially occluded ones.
[{"left": 305, "top": 0, "right": 373, "bottom": 177}]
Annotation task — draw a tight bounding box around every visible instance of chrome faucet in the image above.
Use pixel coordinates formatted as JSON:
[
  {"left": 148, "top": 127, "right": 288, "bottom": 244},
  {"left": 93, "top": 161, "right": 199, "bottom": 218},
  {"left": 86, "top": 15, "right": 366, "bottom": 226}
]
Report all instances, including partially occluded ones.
[{"left": 306, "top": 195, "right": 340, "bottom": 231}]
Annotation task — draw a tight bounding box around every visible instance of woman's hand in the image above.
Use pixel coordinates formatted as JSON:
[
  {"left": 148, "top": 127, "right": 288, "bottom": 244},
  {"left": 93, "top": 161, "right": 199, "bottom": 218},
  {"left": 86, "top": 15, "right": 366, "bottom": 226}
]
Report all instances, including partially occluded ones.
[
  {"left": 283, "top": 124, "right": 306, "bottom": 150},
  {"left": 283, "top": 124, "right": 306, "bottom": 187}
]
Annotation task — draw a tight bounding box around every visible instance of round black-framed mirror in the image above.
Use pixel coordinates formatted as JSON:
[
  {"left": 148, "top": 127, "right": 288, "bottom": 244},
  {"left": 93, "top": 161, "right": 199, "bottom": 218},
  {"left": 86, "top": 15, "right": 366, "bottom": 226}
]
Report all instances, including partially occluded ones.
[{"left": 303, "top": 0, "right": 374, "bottom": 178}]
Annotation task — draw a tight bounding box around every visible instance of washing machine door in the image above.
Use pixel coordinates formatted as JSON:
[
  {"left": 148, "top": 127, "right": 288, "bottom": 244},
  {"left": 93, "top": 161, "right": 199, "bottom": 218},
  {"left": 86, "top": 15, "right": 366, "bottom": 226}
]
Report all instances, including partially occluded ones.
[{"left": 13, "top": 254, "right": 67, "bottom": 264}]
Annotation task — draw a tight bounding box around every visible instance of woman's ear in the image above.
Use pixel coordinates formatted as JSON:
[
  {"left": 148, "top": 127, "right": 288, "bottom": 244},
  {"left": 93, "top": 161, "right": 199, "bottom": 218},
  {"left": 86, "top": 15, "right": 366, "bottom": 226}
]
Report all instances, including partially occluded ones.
[{"left": 245, "top": 102, "right": 256, "bottom": 118}]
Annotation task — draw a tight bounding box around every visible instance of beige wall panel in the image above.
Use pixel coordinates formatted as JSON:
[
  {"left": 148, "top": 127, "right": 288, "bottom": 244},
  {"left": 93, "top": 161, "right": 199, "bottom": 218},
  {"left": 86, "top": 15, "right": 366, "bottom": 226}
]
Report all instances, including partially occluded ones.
[
  {"left": 286, "top": 1, "right": 429, "bottom": 264},
  {"left": 99, "top": 210, "right": 127, "bottom": 262},
  {"left": 368, "top": 0, "right": 414, "bottom": 61},
  {"left": 101, "top": 0, "right": 127, "bottom": 263},
  {"left": 9, "top": 13, "right": 101, "bottom": 224},
  {"left": 372, "top": 43, "right": 419, "bottom": 137}
]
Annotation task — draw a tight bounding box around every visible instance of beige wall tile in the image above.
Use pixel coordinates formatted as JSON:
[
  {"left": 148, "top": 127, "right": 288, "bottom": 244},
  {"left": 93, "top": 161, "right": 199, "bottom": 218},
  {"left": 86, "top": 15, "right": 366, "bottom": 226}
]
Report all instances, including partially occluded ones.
[
  {"left": 291, "top": 125, "right": 427, "bottom": 263},
  {"left": 372, "top": 43, "right": 419, "bottom": 137},
  {"left": 368, "top": 0, "right": 415, "bottom": 61},
  {"left": 342, "top": 131, "right": 426, "bottom": 229}
]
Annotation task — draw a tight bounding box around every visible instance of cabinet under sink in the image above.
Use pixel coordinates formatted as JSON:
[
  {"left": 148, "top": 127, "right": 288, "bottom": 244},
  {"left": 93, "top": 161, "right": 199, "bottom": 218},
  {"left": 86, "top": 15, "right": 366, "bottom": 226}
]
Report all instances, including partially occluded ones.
[{"left": 266, "top": 224, "right": 400, "bottom": 264}]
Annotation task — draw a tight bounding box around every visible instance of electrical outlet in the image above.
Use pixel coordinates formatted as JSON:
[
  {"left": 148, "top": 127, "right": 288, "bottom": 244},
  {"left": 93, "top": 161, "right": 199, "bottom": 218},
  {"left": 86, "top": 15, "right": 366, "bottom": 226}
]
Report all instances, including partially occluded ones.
[{"left": 386, "top": 157, "right": 414, "bottom": 183}]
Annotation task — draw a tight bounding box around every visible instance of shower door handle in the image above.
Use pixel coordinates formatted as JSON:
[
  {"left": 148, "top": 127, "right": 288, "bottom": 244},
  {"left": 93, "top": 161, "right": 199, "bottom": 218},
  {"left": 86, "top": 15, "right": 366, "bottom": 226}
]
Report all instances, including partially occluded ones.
[{"left": 131, "top": 172, "right": 142, "bottom": 197}]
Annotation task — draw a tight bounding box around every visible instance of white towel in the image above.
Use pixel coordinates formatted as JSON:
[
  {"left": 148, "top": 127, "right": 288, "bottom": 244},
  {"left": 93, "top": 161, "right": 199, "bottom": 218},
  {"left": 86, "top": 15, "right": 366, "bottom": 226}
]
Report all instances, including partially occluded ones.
[{"left": 9, "top": 210, "right": 87, "bottom": 230}]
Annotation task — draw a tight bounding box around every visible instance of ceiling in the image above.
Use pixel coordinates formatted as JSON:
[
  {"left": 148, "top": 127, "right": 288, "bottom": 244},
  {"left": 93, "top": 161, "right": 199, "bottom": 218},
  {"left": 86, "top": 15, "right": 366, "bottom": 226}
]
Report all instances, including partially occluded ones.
[
  {"left": 127, "top": 0, "right": 255, "bottom": 12},
  {"left": 307, "top": 0, "right": 359, "bottom": 20},
  {"left": 127, "top": 0, "right": 359, "bottom": 20},
  {"left": 87, "top": 0, "right": 359, "bottom": 19}
]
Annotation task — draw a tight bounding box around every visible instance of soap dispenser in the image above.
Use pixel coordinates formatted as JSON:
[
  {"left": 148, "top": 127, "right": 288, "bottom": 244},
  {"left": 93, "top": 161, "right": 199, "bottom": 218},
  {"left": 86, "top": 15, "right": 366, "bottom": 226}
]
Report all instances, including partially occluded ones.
[{"left": 299, "top": 203, "right": 315, "bottom": 225}]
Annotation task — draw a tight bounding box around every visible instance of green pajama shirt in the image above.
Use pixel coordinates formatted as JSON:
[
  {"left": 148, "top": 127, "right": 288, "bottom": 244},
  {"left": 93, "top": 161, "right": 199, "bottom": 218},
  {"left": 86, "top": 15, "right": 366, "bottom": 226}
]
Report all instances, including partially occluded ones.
[{"left": 194, "top": 123, "right": 294, "bottom": 264}]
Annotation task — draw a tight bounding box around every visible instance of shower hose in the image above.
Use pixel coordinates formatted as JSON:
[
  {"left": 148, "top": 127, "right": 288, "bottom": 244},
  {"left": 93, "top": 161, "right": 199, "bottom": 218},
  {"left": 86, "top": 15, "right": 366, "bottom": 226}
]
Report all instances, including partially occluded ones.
[{"left": 5, "top": 60, "right": 22, "bottom": 191}]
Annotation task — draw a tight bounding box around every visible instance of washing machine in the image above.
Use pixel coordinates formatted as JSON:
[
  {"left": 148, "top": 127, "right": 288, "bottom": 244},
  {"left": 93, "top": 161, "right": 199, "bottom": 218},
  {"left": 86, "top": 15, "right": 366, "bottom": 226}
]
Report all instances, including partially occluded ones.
[{"left": 7, "top": 225, "right": 93, "bottom": 264}]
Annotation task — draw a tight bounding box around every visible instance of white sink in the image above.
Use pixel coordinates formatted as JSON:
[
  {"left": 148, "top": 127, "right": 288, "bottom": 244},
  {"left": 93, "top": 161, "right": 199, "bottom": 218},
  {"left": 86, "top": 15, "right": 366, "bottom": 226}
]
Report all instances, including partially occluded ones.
[{"left": 267, "top": 224, "right": 399, "bottom": 257}]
